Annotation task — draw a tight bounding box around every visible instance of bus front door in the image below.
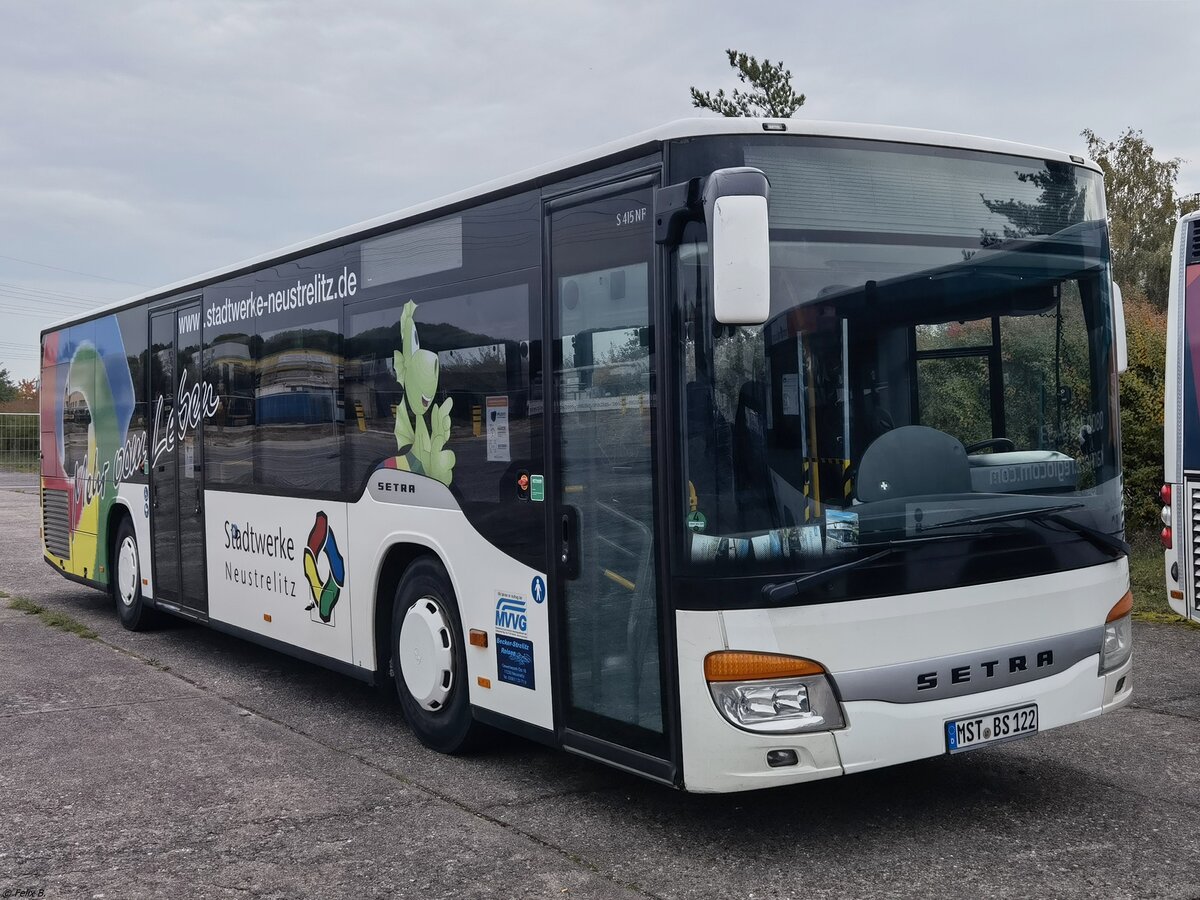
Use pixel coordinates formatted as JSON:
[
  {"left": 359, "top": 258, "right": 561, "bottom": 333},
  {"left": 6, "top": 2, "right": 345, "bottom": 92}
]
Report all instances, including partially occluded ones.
[
  {"left": 547, "top": 176, "right": 674, "bottom": 782},
  {"left": 148, "top": 303, "right": 209, "bottom": 616}
]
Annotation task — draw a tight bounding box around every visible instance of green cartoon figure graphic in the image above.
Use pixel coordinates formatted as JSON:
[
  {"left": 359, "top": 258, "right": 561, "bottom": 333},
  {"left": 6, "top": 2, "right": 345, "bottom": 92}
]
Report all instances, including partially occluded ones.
[{"left": 391, "top": 300, "right": 456, "bottom": 485}]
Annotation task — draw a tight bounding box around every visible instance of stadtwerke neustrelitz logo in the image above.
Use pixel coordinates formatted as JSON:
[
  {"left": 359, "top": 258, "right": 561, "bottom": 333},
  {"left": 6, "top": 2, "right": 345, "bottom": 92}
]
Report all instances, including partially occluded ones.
[{"left": 303, "top": 511, "right": 344, "bottom": 623}]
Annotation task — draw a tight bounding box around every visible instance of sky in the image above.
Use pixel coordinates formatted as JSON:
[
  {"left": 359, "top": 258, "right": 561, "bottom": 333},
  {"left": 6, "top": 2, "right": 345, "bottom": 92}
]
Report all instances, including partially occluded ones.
[{"left": 2, "top": 0, "right": 1198, "bottom": 382}]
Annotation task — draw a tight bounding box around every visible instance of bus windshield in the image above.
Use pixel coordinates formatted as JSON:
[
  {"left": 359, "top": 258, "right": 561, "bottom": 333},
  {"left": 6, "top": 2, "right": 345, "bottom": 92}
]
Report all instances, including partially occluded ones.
[{"left": 675, "top": 138, "right": 1120, "bottom": 585}]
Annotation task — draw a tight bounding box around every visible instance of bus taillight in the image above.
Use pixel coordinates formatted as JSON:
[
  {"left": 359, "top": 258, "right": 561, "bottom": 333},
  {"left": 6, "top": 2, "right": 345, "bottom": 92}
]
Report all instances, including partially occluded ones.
[{"left": 1161, "top": 483, "right": 1173, "bottom": 548}]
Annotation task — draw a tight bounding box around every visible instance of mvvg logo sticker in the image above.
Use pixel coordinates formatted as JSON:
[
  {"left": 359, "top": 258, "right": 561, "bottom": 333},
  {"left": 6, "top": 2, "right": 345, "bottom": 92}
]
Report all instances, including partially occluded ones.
[{"left": 495, "top": 593, "right": 528, "bottom": 634}]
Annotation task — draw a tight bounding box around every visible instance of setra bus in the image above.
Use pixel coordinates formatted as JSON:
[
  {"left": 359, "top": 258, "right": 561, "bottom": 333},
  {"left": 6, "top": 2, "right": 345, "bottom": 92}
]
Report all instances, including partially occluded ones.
[
  {"left": 39, "top": 119, "right": 1133, "bottom": 792},
  {"left": 1162, "top": 209, "right": 1200, "bottom": 622}
]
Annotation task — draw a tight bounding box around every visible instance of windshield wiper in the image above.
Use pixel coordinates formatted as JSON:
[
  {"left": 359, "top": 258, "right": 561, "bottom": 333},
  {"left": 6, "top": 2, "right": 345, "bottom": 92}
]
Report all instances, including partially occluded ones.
[
  {"left": 759, "top": 532, "right": 971, "bottom": 604},
  {"left": 1043, "top": 513, "right": 1129, "bottom": 557},
  {"left": 917, "top": 503, "right": 1129, "bottom": 558},
  {"left": 760, "top": 504, "right": 1128, "bottom": 605},
  {"left": 916, "top": 502, "right": 1084, "bottom": 532},
  {"left": 761, "top": 528, "right": 1008, "bottom": 604},
  {"left": 762, "top": 547, "right": 897, "bottom": 604}
]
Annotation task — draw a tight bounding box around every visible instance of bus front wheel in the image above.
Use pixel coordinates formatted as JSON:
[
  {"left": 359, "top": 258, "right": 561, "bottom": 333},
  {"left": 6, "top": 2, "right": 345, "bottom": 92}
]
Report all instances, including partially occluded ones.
[{"left": 391, "top": 557, "right": 482, "bottom": 754}]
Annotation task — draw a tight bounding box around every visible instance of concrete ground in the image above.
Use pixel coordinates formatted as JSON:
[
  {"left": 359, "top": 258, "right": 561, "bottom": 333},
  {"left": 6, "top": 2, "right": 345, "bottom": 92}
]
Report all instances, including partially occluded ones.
[{"left": 1, "top": 486, "right": 1198, "bottom": 900}]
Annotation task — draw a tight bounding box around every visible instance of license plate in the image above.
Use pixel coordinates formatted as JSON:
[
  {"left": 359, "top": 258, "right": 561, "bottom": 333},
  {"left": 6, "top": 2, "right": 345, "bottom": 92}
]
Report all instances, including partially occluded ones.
[{"left": 945, "top": 703, "right": 1038, "bottom": 753}]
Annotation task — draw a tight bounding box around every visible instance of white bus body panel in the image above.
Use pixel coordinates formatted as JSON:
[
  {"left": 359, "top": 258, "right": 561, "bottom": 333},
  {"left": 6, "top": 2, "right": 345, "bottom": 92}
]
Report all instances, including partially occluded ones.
[
  {"left": 350, "top": 474, "right": 554, "bottom": 732},
  {"left": 678, "top": 559, "right": 1130, "bottom": 793},
  {"left": 201, "top": 478, "right": 555, "bottom": 732},
  {"left": 115, "top": 482, "right": 153, "bottom": 599},
  {"left": 205, "top": 490, "right": 355, "bottom": 664}
]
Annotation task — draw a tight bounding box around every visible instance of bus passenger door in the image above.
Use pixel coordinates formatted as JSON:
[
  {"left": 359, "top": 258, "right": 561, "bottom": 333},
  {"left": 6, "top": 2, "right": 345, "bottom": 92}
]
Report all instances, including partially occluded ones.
[
  {"left": 148, "top": 303, "right": 209, "bottom": 616},
  {"left": 547, "top": 176, "right": 674, "bottom": 781}
]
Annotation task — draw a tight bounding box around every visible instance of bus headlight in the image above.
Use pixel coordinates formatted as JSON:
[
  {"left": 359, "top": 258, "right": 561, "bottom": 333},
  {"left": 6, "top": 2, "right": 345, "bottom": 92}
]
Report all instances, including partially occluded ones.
[
  {"left": 1100, "top": 592, "right": 1133, "bottom": 674},
  {"left": 704, "top": 651, "right": 845, "bottom": 734}
]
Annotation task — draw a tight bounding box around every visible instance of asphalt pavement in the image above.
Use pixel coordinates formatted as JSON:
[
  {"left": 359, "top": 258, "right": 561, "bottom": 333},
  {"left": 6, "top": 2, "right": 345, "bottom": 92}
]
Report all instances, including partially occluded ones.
[{"left": 1, "top": 486, "right": 1198, "bottom": 900}]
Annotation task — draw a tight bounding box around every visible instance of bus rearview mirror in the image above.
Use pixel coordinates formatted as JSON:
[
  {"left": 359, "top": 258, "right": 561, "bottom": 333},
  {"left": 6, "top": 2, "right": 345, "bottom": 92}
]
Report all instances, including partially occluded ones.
[
  {"left": 704, "top": 168, "right": 771, "bottom": 326},
  {"left": 1112, "top": 281, "right": 1128, "bottom": 375}
]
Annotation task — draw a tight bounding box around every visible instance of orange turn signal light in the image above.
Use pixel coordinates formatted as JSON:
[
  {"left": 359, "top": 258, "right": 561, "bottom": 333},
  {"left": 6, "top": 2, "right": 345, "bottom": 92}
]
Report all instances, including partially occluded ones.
[
  {"left": 1106, "top": 591, "right": 1133, "bottom": 623},
  {"left": 469, "top": 629, "right": 488, "bottom": 648},
  {"left": 704, "top": 650, "right": 825, "bottom": 682}
]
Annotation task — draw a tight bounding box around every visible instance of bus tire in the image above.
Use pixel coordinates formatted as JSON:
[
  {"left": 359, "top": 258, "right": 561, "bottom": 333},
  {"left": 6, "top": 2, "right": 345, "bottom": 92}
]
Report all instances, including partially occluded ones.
[
  {"left": 111, "top": 516, "right": 157, "bottom": 631},
  {"left": 391, "top": 557, "right": 482, "bottom": 754}
]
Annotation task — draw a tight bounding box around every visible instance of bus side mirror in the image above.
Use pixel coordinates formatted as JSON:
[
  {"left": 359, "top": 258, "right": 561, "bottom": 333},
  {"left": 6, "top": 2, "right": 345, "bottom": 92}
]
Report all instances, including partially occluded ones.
[
  {"left": 704, "top": 168, "right": 771, "bottom": 325},
  {"left": 1112, "top": 281, "right": 1128, "bottom": 375}
]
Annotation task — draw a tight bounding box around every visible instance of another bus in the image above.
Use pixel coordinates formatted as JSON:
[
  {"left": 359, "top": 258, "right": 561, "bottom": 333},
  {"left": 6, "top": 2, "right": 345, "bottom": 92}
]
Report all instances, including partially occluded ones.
[
  {"left": 40, "top": 119, "right": 1133, "bottom": 792},
  {"left": 1162, "top": 210, "right": 1200, "bottom": 622}
]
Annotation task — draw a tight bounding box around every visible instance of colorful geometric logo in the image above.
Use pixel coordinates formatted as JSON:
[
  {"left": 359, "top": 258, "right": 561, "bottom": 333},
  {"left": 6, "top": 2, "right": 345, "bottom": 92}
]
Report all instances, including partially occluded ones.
[{"left": 303, "top": 511, "right": 344, "bottom": 623}]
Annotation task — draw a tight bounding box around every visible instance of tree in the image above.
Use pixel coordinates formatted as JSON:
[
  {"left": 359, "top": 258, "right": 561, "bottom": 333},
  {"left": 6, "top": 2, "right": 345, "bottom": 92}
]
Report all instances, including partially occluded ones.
[
  {"left": 0, "top": 366, "right": 17, "bottom": 403},
  {"left": 1117, "top": 287, "right": 1168, "bottom": 526},
  {"left": 1082, "top": 127, "right": 1200, "bottom": 308},
  {"left": 16, "top": 379, "right": 37, "bottom": 401},
  {"left": 690, "top": 50, "right": 805, "bottom": 118}
]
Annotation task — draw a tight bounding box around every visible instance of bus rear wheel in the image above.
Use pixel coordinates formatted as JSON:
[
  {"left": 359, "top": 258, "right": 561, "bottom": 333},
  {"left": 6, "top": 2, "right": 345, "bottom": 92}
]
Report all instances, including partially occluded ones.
[
  {"left": 111, "top": 517, "right": 157, "bottom": 631},
  {"left": 391, "top": 557, "right": 482, "bottom": 754}
]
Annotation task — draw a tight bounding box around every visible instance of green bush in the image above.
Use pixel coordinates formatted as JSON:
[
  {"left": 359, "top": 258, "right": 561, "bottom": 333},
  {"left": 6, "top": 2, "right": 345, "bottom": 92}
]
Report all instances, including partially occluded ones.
[{"left": 1119, "top": 288, "right": 1167, "bottom": 528}]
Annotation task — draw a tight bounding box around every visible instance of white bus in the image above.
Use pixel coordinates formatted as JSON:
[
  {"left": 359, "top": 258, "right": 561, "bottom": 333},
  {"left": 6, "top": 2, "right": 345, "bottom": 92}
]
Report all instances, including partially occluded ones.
[
  {"left": 1162, "top": 210, "right": 1200, "bottom": 622},
  {"left": 40, "top": 119, "right": 1133, "bottom": 792}
]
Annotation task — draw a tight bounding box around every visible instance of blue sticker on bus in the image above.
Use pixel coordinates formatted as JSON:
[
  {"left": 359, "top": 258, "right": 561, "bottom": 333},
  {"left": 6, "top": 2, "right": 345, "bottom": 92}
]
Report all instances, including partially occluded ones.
[
  {"left": 531, "top": 575, "right": 546, "bottom": 604},
  {"left": 495, "top": 593, "right": 528, "bottom": 633},
  {"left": 496, "top": 634, "right": 535, "bottom": 690}
]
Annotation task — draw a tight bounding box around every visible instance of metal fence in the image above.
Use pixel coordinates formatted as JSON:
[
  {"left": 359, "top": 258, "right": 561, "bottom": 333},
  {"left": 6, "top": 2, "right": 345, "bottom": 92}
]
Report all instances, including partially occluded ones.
[{"left": 0, "top": 413, "right": 39, "bottom": 488}]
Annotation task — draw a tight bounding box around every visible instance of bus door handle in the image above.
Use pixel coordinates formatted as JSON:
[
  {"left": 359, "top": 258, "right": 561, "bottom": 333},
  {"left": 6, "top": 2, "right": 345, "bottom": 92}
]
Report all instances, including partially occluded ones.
[{"left": 560, "top": 506, "right": 580, "bottom": 580}]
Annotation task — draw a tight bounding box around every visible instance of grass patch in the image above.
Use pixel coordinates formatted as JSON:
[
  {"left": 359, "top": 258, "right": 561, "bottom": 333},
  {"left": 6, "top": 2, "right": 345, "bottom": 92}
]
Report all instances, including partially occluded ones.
[
  {"left": 1133, "top": 610, "right": 1200, "bottom": 629},
  {"left": 1128, "top": 529, "right": 1168, "bottom": 616},
  {"left": 6, "top": 596, "right": 98, "bottom": 639},
  {"left": 1127, "top": 529, "right": 1199, "bottom": 627}
]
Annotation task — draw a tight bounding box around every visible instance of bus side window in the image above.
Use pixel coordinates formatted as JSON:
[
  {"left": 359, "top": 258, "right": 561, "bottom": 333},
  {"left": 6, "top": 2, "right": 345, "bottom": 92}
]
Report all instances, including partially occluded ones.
[
  {"left": 254, "top": 318, "right": 342, "bottom": 493},
  {"left": 343, "top": 279, "right": 535, "bottom": 504}
]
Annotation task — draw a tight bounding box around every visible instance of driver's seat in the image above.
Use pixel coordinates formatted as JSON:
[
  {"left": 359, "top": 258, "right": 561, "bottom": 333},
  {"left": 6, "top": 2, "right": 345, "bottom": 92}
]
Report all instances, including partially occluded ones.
[{"left": 856, "top": 425, "right": 971, "bottom": 502}]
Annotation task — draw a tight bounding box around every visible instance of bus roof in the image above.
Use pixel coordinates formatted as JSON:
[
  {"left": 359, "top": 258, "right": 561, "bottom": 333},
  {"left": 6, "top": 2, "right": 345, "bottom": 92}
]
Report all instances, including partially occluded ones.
[{"left": 44, "top": 117, "right": 1101, "bottom": 333}]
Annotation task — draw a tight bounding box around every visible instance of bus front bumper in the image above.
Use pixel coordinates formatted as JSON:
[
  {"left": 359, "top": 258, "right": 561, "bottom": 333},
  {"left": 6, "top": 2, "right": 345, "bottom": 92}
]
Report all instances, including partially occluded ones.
[
  {"left": 834, "top": 652, "right": 1131, "bottom": 777},
  {"left": 676, "top": 611, "right": 1132, "bottom": 794}
]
